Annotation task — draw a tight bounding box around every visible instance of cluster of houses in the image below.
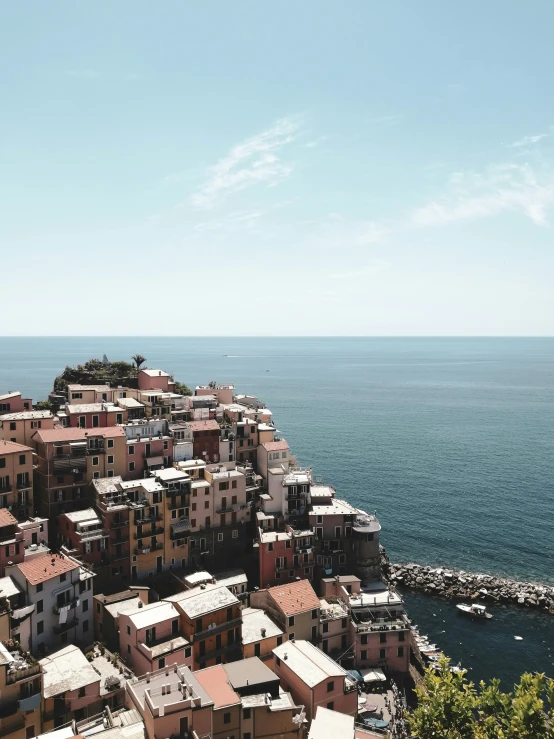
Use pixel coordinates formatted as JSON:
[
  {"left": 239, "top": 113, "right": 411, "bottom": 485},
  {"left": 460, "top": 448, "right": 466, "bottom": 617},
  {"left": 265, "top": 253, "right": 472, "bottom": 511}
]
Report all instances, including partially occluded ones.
[{"left": 0, "top": 372, "right": 413, "bottom": 739}]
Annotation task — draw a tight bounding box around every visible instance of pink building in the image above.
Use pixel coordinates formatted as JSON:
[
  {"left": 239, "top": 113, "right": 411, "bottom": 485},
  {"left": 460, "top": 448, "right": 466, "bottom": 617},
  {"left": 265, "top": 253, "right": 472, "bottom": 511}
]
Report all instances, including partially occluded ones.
[
  {"left": 65, "top": 403, "right": 126, "bottom": 428},
  {"left": 272, "top": 640, "right": 358, "bottom": 722},
  {"left": 126, "top": 433, "right": 173, "bottom": 480},
  {"left": 257, "top": 526, "right": 315, "bottom": 588},
  {"left": 250, "top": 579, "right": 320, "bottom": 643},
  {"left": 0, "top": 508, "right": 24, "bottom": 575},
  {"left": 138, "top": 369, "right": 175, "bottom": 392},
  {"left": 0, "top": 391, "right": 32, "bottom": 414},
  {"left": 126, "top": 663, "right": 214, "bottom": 739},
  {"left": 195, "top": 384, "right": 234, "bottom": 405},
  {"left": 119, "top": 600, "right": 191, "bottom": 676}
]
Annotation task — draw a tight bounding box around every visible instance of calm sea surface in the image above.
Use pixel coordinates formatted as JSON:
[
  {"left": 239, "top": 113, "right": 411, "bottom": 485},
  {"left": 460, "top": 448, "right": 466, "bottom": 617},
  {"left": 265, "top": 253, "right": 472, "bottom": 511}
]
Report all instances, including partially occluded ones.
[{"left": 1, "top": 336, "right": 553, "bottom": 685}]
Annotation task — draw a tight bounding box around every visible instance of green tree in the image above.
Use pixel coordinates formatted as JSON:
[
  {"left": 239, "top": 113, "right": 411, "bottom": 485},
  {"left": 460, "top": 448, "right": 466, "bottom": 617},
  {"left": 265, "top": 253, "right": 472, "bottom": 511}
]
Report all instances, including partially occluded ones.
[
  {"left": 132, "top": 354, "right": 147, "bottom": 370},
  {"left": 173, "top": 381, "right": 192, "bottom": 396}
]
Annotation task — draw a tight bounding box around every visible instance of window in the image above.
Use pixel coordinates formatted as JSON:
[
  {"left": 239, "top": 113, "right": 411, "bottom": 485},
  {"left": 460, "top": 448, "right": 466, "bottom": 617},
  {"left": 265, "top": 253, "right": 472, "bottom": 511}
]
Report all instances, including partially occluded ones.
[
  {"left": 380, "top": 633, "right": 386, "bottom": 643},
  {"left": 268, "top": 542, "right": 273, "bottom": 552},
  {"left": 223, "top": 713, "right": 231, "bottom": 725},
  {"left": 127, "top": 644, "right": 131, "bottom": 654},
  {"left": 218, "top": 532, "right": 223, "bottom": 542},
  {"left": 317, "top": 515, "right": 323, "bottom": 524},
  {"left": 107, "top": 470, "right": 114, "bottom": 477},
  {"left": 129, "top": 445, "right": 135, "bottom": 455},
  {"left": 219, "top": 481, "right": 229, "bottom": 491},
  {"left": 285, "top": 539, "right": 291, "bottom": 549},
  {"left": 60, "top": 573, "right": 66, "bottom": 583},
  {"left": 327, "top": 702, "right": 334, "bottom": 710},
  {"left": 0, "top": 459, "right": 5, "bottom": 468},
  {"left": 36, "top": 583, "right": 43, "bottom": 593},
  {"left": 276, "top": 656, "right": 281, "bottom": 666},
  {"left": 277, "top": 635, "right": 283, "bottom": 646},
  {"left": 129, "top": 462, "right": 135, "bottom": 472},
  {"left": 327, "top": 680, "right": 334, "bottom": 693},
  {"left": 93, "top": 471, "right": 100, "bottom": 479},
  {"left": 311, "top": 609, "right": 318, "bottom": 619},
  {"left": 380, "top": 648, "right": 386, "bottom": 659},
  {"left": 108, "top": 455, "right": 114, "bottom": 464},
  {"left": 107, "top": 439, "right": 114, "bottom": 448},
  {"left": 398, "top": 631, "right": 405, "bottom": 642},
  {"left": 192, "top": 503, "right": 197, "bottom": 511},
  {"left": 37, "top": 600, "right": 43, "bottom": 614},
  {"left": 19, "top": 454, "right": 26, "bottom": 464},
  {"left": 82, "top": 599, "right": 88, "bottom": 612},
  {"left": 204, "top": 501, "right": 209, "bottom": 509},
  {"left": 37, "top": 621, "right": 44, "bottom": 635},
  {"left": 158, "top": 657, "right": 165, "bottom": 669},
  {"left": 361, "top": 634, "right": 368, "bottom": 645},
  {"left": 232, "top": 529, "right": 238, "bottom": 538},
  {"left": 127, "top": 625, "right": 131, "bottom": 635},
  {"left": 398, "top": 647, "right": 405, "bottom": 658},
  {"left": 10, "top": 423, "right": 17, "bottom": 431},
  {"left": 254, "top": 643, "right": 261, "bottom": 657},
  {"left": 72, "top": 392, "right": 83, "bottom": 400},
  {"left": 92, "top": 456, "right": 99, "bottom": 466},
  {"left": 322, "top": 622, "right": 329, "bottom": 633},
  {"left": 361, "top": 649, "right": 367, "bottom": 660},
  {"left": 78, "top": 686, "right": 86, "bottom": 698},
  {"left": 185, "top": 646, "right": 191, "bottom": 658},
  {"left": 288, "top": 616, "right": 295, "bottom": 627},
  {"left": 196, "top": 618, "right": 203, "bottom": 631},
  {"left": 342, "top": 618, "right": 347, "bottom": 628},
  {"left": 83, "top": 619, "right": 89, "bottom": 632},
  {"left": 232, "top": 479, "right": 237, "bottom": 489}
]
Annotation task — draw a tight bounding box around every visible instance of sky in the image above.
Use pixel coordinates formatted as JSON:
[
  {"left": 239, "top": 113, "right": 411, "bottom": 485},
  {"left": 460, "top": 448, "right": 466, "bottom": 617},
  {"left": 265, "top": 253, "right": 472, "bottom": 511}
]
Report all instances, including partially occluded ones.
[{"left": 1, "top": 1, "right": 554, "bottom": 336}]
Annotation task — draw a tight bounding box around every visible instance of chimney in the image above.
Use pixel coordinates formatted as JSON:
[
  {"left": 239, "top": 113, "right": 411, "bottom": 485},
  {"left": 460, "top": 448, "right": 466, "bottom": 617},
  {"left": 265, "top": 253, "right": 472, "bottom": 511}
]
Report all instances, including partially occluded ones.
[{"left": 261, "top": 628, "right": 266, "bottom": 637}]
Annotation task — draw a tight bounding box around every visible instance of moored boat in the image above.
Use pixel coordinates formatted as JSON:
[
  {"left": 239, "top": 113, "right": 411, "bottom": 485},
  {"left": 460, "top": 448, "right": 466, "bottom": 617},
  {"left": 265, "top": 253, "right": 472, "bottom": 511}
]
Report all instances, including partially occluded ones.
[{"left": 456, "top": 603, "right": 492, "bottom": 619}]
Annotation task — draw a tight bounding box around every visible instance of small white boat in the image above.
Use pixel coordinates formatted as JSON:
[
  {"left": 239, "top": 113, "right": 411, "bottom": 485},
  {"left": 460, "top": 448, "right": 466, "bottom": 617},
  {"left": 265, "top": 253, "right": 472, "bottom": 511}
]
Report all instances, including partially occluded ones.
[{"left": 456, "top": 603, "right": 492, "bottom": 620}]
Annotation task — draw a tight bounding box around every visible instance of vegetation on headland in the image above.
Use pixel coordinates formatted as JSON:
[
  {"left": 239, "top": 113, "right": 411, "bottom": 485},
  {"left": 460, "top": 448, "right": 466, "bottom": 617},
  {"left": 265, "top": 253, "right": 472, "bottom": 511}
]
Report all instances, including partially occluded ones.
[
  {"left": 49, "top": 356, "right": 191, "bottom": 396},
  {"left": 410, "top": 657, "right": 554, "bottom": 738}
]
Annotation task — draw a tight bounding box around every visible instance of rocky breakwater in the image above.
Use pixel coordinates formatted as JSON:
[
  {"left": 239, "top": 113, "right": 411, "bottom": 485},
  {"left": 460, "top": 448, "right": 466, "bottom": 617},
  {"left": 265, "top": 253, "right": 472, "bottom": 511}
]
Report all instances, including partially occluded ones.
[{"left": 386, "top": 561, "right": 554, "bottom": 613}]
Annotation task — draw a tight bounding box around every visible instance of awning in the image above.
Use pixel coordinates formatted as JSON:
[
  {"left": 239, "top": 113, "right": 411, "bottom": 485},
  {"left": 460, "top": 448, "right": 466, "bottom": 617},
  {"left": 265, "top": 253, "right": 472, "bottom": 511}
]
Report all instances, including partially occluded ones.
[
  {"left": 146, "top": 456, "right": 164, "bottom": 467},
  {"left": 69, "top": 441, "right": 87, "bottom": 447},
  {"left": 171, "top": 519, "right": 192, "bottom": 536},
  {"left": 361, "top": 668, "right": 386, "bottom": 683}
]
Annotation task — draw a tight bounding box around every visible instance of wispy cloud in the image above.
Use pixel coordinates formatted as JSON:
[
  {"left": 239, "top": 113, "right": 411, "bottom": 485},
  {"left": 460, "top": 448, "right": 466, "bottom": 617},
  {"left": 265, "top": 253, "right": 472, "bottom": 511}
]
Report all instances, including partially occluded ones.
[
  {"left": 507, "top": 132, "right": 549, "bottom": 148},
  {"left": 191, "top": 116, "right": 301, "bottom": 209},
  {"left": 412, "top": 163, "right": 554, "bottom": 227},
  {"left": 304, "top": 136, "right": 327, "bottom": 148}
]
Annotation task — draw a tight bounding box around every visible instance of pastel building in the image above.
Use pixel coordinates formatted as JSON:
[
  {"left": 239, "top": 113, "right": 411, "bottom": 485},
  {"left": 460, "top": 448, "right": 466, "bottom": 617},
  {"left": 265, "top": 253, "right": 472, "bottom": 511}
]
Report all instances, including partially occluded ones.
[
  {"left": 242, "top": 607, "right": 287, "bottom": 662},
  {"left": 257, "top": 525, "right": 315, "bottom": 588},
  {"left": 40, "top": 644, "right": 102, "bottom": 730},
  {"left": 0, "top": 637, "right": 42, "bottom": 739},
  {"left": 272, "top": 640, "right": 358, "bottom": 722},
  {"left": 7, "top": 552, "right": 94, "bottom": 656},
  {"left": 194, "top": 664, "right": 241, "bottom": 739},
  {"left": 126, "top": 663, "right": 214, "bottom": 739},
  {"left": 250, "top": 579, "right": 320, "bottom": 643},
  {"left": 67, "top": 385, "right": 113, "bottom": 404},
  {"left": 93, "top": 586, "right": 150, "bottom": 652},
  {"left": 138, "top": 369, "right": 175, "bottom": 393},
  {"left": 0, "top": 410, "right": 54, "bottom": 447},
  {"left": 65, "top": 403, "right": 126, "bottom": 428},
  {"left": 119, "top": 600, "right": 191, "bottom": 676},
  {"left": 0, "top": 440, "right": 34, "bottom": 521},
  {"left": 165, "top": 584, "right": 242, "bottom": 671},
  {"left": 0, "top": 509, "right": 25, "bottom": 576},
  {"left": 0, "top": 392, "right": 32, "bottom": 415}
]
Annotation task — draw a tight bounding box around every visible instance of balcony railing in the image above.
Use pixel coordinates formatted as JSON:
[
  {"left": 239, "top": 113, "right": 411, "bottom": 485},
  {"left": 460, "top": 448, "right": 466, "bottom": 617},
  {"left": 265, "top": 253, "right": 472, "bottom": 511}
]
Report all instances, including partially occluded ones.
[
  {"left": 6, "top": 661, "right": 41, "bottom": 685},
  {"left": 134, "top": 543, "right": 163, "bottom": 555},
  {"left": 16, "top": 478, "right": 31, "bottom": 490},
  {"left": 0, "top": 484, "right": 12, "bottom": 494},
  {"left": 200, "top": 639, "right": 243, "bottom": 662},
  {"left": 53, "top": 455, "right": 87, "bottom": 471},
  {"left": 87, "top": 445, "right": 105, "bottom": 455},
  {"left": 275, "top": 562, "right": 290, "bottom": 572},
  {"left": 53, "top": 598, "right": 79, "bottom": 614},
  {"left": 133, "top": 527, "right": 163, "bottom": 539},
  {"left": 79, "top": 528, "right": 105, "bottom": 541},
  {"left": 53, "top": 617, "right": 79, "bottom": 634},
  {"left": 112, "top": 519, "right": 129, "bottom": 528},
  {"left": 194, "top": 617, "right": 241, "bottom": 642},
  {"left": 0, "top": 713, "right": 25, "bottom": 738}
]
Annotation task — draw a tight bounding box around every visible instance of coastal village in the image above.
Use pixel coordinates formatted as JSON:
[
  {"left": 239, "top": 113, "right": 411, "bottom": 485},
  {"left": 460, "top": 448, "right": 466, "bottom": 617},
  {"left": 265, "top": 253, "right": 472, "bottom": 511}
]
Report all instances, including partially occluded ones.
[{"left": 0, "top": 363, "right": 444, "bottom": 739}]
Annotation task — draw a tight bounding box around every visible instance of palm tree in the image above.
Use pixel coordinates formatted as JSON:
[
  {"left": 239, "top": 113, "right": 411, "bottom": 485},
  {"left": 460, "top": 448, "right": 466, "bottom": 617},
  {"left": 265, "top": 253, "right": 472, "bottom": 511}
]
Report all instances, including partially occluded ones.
[{"left": 132, "top": 354, "right": 146, "bottom": 370}]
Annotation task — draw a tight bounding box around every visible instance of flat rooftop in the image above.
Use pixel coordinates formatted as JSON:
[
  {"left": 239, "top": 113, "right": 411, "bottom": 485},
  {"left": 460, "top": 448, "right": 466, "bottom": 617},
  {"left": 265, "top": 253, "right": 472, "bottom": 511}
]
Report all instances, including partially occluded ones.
[
  {"left": 223, "top": 657, "right": 279, "bottom": 692},
  {"left": 129, "top": 664, "right": 213, "bottom": 711},
  {"left": 40, "top": 645, "right": 100, "bottom": 697},
  {"left": 242, "top": 608, "right": 284, "bottom": 645},
  {"left": 195, "top": 664, "right": 241, "bottom": 709},
  {"left": 273, "top": 640, "right": 347, "bottom": 688},
  {"left": 165, "top": 584, "right": 238, "bottom": 618},
  {"left": 127, "top": 601, "right": 179, "bottom": 630}
]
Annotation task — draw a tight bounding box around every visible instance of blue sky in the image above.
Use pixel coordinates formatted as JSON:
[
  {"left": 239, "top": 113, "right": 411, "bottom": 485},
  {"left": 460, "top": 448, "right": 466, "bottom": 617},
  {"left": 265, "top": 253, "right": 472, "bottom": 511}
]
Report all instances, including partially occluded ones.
[{"left": 2, "top": 1, "right": 554, "bottom": 335}]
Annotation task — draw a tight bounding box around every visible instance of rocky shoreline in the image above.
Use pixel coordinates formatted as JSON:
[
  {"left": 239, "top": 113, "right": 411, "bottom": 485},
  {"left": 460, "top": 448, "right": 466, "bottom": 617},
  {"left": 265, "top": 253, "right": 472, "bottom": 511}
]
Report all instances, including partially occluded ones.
[{"left": 380, "top": 549, "right": 554, "bottom": 613}]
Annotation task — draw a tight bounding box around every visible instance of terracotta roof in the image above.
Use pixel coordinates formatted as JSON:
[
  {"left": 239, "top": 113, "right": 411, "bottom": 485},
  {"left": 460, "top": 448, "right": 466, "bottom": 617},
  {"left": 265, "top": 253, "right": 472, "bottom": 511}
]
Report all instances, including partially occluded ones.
[
  {"left": 186, "top": 420, "right": 220, "bottom": 432},
  {"left": 267, "top": 579, "right": 320, "bottom": 616},
  {"left": 33, "top": 426, "right": 125, "bottom": 443},
  {"left": 17, "top": 553, "right": 79, "bottom": 585},
  {"left": 262, "top": 440, "right": 289, "bottom": 452},
  {"left": 194, "top": 664, "right": 241, "bottom": 709},
  {"left": 140, "top": 369, "right": 170, "bottom": 377},
  {"left": 0, "top": 440, "right": 33, "bottom": 455},
  {"left": 0, "top": 509, "right": 17, "bottom": 528}
]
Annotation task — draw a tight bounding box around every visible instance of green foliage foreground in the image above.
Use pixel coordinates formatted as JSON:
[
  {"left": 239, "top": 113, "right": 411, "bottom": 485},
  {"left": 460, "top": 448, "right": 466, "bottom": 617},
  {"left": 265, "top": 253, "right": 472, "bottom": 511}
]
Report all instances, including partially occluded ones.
[{"left": 409, "top": 657, "right": 554, "bottom": 738}]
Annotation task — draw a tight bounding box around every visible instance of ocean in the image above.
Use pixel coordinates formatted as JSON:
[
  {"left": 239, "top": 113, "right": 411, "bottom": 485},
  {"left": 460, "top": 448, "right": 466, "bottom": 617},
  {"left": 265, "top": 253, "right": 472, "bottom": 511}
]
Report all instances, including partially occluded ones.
[{"left": 1, "top": 336, "right": 553, "bottom": 686}]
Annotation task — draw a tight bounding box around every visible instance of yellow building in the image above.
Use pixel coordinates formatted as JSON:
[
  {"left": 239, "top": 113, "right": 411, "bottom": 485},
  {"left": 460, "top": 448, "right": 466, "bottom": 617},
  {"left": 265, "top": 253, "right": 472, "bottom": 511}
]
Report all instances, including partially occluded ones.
[
  {"left": 0, "top": 440, "right": 34, "bottom": 520},
  {"left": 0, "top": 411, "right": 54, "bottom": 447}
]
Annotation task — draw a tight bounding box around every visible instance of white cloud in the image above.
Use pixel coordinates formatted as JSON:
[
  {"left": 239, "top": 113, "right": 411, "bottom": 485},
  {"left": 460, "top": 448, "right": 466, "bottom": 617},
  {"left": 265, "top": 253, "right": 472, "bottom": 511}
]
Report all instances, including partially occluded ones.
[
  {"left": 412, "top": 163, "right": 554, "bottom": 227},
  {"left": 507, "top": 133, "right": 549, "bottom": 148},
  {"left": 304, "top": 136, "right": 327, "bottom": 148},
  {"left": 191, "top": 116, "right": 301, "bottom": 208}
]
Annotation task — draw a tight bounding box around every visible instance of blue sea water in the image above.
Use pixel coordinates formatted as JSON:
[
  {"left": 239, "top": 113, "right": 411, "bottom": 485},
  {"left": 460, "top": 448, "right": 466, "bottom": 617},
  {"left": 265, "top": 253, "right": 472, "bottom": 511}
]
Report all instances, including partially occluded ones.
[{"left": 0, "top": 336, "right": 553, "bottom": 685}]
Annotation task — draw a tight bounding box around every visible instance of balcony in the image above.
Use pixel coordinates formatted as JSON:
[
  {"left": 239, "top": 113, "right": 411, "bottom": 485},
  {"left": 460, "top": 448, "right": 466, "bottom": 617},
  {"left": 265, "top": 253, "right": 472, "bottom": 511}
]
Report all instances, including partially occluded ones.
[
  {"left": 6, "top": 660, "right": 41, "bottom": 685},
  {"left": 194, "top": 617, "right": 241, "bottom": 642},
  {"left": 87, "top": 445, "right": 105, "bottom": 455},
  {"left": 53, "top": 454, "right": 87, "bottom": 472},
  {"left": 112, "top": 518, "right": 129, "bottom": 528},
  {"left": 134, "top": 512, "right": 161, "bottom": 525},
  {"left": 79, "top": 528, "right": 105, "bottom": 541},
  {"left": 134, "top": 542, "right": 163, "bottom": 555},
  {"left": 216, "top": 505, "right": 235, "bottom": 514},
  {"left": 200, "top": 639, "right": 242, "bottom": 662},
  {"left": 16, "top": 478, "right": 31, "bottom": 490},
  {"left": 275, "top": 562, "right": 290, "bottom": 572},
  {"left": 53, "top": 598, "right": 79, "bottom": 614},
  {"left": 0, "top": 711, "right": 25, "bottom": 738},
  {"left": 0, "top": 484, "right": 12, "bottom": 494},
  {"left": 133, "top": 527, "right": 164, "bottom": 539},
  {"left": 167, "top": 499, "right": 187, "bottom": 510},
  {"left": 53, "top": 617, "right": 79, "bottom": 634},
  {"left": 170, "top": 519, "right": 191, "bottom": 539}
]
